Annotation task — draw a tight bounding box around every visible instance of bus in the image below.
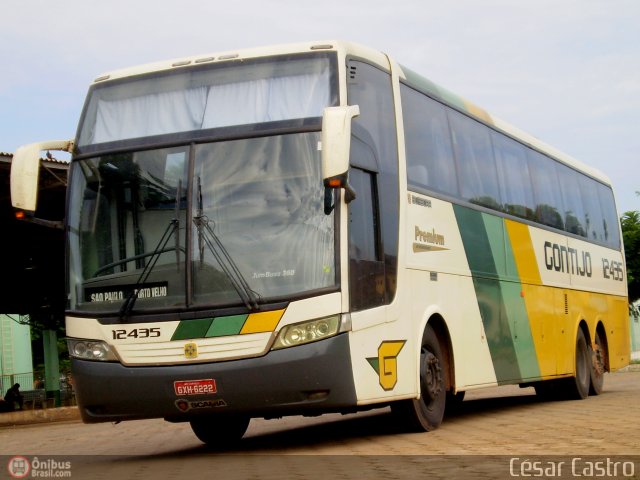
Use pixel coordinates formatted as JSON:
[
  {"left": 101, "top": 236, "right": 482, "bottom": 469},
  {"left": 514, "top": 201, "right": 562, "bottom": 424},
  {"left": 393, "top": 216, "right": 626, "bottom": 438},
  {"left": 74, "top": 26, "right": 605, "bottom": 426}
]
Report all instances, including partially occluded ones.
[{"left": 10, "top": 40, "right": 629, "bottom": 446}]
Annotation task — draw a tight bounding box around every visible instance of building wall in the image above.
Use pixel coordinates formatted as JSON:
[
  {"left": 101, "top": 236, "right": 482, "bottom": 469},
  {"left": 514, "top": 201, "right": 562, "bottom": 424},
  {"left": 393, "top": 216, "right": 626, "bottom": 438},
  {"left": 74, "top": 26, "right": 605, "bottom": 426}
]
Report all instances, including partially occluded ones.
[{"left": 0, "top": 314, "right": 34, "bottom": 394}]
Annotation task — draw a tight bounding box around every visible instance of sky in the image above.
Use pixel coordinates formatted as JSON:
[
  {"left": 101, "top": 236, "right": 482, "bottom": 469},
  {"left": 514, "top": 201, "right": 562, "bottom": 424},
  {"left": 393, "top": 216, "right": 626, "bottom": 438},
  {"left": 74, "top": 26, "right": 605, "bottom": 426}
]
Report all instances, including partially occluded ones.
[{"left": 2, "top": 0, "right": 639, "bottom": 214}]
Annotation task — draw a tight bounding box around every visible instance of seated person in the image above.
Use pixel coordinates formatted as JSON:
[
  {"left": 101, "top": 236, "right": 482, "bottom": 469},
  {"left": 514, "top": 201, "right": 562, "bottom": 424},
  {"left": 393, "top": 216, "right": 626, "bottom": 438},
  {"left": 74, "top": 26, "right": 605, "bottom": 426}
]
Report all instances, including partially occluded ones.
[{"left": 3, "top": 383, "right": 24, "bottom": 411}]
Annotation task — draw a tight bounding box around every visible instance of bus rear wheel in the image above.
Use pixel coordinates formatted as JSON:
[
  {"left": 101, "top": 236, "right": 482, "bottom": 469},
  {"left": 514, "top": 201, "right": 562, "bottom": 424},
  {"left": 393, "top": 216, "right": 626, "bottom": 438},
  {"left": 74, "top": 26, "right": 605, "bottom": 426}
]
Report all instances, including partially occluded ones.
[
  {"left": 562, "top": 328, "right": 591, "bottom": 400},
  {"left": 392, "top": 324, "right": 446, "bottom": 431},
  {"left": 190, "top": 415, "right": 250, "bottom": 448},
  {"left": 589, "top": 330, "right": 606, "bottom": 396}
]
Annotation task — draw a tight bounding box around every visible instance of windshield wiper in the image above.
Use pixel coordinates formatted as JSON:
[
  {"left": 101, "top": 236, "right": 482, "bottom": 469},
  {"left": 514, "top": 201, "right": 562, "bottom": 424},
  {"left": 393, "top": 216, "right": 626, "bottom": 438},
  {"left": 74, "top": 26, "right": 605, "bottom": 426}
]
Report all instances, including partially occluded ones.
[
  {"left": 193, "top": 176, "right": 261, "bottom": 311},
  {"left": 118, "top": 217, "right": 179, "bottom": 319},
  {"left": 119, "top": 185, "right": 182, "bottom": 319}
]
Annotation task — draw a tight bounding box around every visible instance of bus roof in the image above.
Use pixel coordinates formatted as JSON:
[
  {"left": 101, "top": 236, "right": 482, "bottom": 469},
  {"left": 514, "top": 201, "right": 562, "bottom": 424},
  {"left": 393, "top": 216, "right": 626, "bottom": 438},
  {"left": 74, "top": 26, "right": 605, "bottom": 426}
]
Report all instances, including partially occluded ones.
[
  {"left": 91, "top": 40, "right": 386, "bottom": 83},
  {"left": 91, "top": 40, "right": 612, "bottom": 187}
]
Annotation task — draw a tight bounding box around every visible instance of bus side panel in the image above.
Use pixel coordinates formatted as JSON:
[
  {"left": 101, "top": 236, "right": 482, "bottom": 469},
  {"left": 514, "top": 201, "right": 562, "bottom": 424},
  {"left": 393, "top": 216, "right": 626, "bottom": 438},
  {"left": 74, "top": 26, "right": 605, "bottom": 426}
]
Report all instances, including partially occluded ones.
[
  {"left": 506, "top": 221, "right": 561, "bottom": 379},
  {"left": 348, "top": 307, "right": 418, "bottom": 404},
  {"left": 454, "top": 206, "right": 544, "bottom": 385},
  {"left": 351, "top": 194, "right": 504, "bottom": 405},
  {"left": 563, "top": 289, "right": 630, "bottom": 372},
  {"left": 526, "top": 227, "right": 629, "bottom": 374},
  {"left": 605, "top": 295, "right": 631, "bottom": 370},
  {"left": 403, "top": 196, "right": 501, "bottom": 392}
]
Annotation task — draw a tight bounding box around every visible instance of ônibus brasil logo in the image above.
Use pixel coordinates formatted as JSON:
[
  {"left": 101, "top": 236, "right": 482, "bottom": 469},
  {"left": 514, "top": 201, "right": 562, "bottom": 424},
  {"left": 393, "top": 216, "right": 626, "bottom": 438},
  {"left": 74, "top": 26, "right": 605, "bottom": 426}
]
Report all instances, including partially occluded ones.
[
  {"left": 7, "top": 456, "right": 30, "bottom": 479},
  {"left": 7, "top": 456, "right": 72, "bottom": 478}
]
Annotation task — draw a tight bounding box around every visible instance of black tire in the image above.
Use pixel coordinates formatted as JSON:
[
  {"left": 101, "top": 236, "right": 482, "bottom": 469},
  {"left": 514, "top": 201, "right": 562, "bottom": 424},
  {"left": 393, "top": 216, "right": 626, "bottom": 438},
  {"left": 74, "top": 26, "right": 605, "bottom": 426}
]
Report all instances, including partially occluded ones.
[
  {"left": 190, "top": 415, "right": 250, "bottom": 448},
  {"left": 392, "top": 324, "right": 446, "bottom": 431},
  {"left": 589, "top": 330, "right": 606, "bottom": 396},
  {"left": 445, "top": 391, "right": 465, "bottom": 415},
  {"left": 562, "top": 328, "right": 591, "bottom": 400}
]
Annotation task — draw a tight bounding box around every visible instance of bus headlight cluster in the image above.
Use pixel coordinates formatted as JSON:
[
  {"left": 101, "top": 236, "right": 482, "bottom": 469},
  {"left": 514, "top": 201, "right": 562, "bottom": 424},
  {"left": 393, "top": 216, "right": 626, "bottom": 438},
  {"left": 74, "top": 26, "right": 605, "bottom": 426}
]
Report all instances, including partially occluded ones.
[
  {"left": 67, "top": 339, "right": 118, "bottom": 361},
  {"left": 272, "top": 315, "right": 341, "bottom": 350}
]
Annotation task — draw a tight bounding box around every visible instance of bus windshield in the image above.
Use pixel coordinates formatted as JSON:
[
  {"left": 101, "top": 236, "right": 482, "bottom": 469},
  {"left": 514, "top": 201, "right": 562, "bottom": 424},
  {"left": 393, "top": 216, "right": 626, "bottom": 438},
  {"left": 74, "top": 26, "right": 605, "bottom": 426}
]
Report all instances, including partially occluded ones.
[
  {"left": 67, "top": 53, "right": 337, "bottom": 314},
  {"left": 67, "top": 133, "right": 335, "bottom": 314}
]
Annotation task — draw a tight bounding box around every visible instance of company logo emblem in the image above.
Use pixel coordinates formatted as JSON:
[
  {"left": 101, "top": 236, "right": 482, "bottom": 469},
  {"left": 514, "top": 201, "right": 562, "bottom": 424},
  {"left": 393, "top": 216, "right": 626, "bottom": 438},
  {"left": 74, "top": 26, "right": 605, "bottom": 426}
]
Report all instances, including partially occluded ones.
[
  {"left": 366, "top": 340, "right": 406, "bottom": 391},
  {"left": 7, "top": 456, "right": 30, "bottom": 479},
  {"left": 184, "top": 342, "right": 198, "bottom": 359},
  {"left": 175, "top": 398, "right": 227, "bottom": 412},
  {"left": 413, "top": 226, "right": 448, "bottom": 253}
]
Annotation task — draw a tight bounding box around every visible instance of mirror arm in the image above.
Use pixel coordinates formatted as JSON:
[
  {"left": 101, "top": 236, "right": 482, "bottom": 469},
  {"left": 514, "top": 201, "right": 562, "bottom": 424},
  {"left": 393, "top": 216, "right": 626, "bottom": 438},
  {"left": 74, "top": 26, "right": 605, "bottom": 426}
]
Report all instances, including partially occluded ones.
[
  {"left": 323, "top": 172, "right": 356, "bottom": 215},
  {"left": 324, "top": 187, "right": 334, "bottom": 215}
]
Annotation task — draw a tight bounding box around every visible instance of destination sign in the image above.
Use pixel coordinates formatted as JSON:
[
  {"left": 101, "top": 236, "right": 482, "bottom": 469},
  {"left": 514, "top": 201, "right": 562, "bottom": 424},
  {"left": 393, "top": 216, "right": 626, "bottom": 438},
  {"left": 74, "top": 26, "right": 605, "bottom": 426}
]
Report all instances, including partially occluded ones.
[{"left": 84, "top": 282, "right": 169, "bottom": 303}]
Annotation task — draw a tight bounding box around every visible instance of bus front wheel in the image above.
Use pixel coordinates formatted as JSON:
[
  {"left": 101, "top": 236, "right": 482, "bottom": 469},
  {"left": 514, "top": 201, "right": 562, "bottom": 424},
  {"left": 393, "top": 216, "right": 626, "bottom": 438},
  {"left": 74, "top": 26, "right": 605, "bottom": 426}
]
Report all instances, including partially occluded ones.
[
  {"left": 392, "top": 324, "right": 446, "bottom": 431},
  {"left": 190, "top": 415, "right": 250, "bottom": 448}
]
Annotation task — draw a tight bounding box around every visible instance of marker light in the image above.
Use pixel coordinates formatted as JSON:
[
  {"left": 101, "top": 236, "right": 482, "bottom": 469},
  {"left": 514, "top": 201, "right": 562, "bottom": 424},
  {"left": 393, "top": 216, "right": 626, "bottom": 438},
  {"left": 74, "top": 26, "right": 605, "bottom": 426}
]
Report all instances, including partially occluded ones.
[
  {"left": 272, "top": 315, "right": 341, "bottom": 350},
  {"left": 67, "top": 339, "right": 118, "bottom": 362}
]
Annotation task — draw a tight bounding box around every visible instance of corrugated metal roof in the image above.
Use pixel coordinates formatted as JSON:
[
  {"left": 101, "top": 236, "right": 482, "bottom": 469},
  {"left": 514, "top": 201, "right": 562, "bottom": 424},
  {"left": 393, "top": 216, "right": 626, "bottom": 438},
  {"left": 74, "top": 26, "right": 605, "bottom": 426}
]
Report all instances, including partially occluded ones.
[{"left": 0, "top": 152, "right": 70, "bottom": 166}]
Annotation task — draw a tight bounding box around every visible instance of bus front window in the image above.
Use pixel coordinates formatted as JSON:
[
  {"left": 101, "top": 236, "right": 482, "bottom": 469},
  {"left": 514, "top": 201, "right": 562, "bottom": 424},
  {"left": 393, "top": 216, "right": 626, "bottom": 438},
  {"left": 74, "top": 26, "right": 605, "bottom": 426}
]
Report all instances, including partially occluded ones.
[
  {"left": 67, "top": 133, "right": 335, "bottom": 313},
  {"left": 67, "top": 147, "right": 189, "bottom": 313},
  {"left": 191, "top": 133, "right": 335, "bottom": 308}
]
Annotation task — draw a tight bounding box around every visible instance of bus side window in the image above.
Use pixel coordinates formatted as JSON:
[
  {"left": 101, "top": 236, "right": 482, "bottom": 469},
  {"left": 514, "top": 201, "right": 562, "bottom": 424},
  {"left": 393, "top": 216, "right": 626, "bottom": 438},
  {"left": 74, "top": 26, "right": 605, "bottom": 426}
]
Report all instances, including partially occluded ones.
[
  {"left": 492, "top": 131, "right": 535, "bottom": 220},
  {"left": 597, "top": 183, "right": 620, "bottom": 248},
  {"left": 348, "top": 167, "right": 385, "bottom": 311},
  {"left": 400, "top": 84, "right": 457, "bottom": 197},
  {"left": 448, "top": 109, "right": 501, "bottom": 210},
  {"left": 527, "top": 150, "right": 565, "bottom": 231}
]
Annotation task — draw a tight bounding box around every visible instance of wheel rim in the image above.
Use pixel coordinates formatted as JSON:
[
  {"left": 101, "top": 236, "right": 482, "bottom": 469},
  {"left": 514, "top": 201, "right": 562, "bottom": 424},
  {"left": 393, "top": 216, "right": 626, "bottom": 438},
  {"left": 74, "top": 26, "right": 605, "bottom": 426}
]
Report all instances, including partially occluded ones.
[
  {"left": 421, "top": 349, "right": 442, "bottom": 404},
  {"left": 592, "top": 340, "right": 605, "bottom": 376}
]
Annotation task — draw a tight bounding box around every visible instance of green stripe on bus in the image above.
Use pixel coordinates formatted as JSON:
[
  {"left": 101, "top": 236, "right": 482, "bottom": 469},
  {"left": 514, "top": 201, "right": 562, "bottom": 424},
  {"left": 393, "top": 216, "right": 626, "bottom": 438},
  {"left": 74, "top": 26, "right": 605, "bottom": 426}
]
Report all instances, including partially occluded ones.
[
  {"left": 502, "top": 227, "right": 541, "bottom": 380},
  {"left": 498, "top": 281, "right": 540, "bottom": 379},
  {"left": 171, "top": 318, "right": 213, "bottom": 341},
  {"left": 206, "top": 315, "right": 247, "bottom": 337},
  {"left": 454, "top": 205, "right": 522, "bottom": 383}
]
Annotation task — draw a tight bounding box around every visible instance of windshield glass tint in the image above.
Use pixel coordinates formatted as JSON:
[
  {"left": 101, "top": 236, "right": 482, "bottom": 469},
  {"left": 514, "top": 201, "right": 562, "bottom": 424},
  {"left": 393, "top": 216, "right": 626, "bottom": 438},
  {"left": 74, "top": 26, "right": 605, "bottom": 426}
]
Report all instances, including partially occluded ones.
[
  {"left": 191, "top": 133, "right": 334, "bottom": 306},
  {"left": 67, "top": 133, "right": 335, "bottom": 313},
  {"left": 78, "top": 55, "right": 333, "bottom": 147}
]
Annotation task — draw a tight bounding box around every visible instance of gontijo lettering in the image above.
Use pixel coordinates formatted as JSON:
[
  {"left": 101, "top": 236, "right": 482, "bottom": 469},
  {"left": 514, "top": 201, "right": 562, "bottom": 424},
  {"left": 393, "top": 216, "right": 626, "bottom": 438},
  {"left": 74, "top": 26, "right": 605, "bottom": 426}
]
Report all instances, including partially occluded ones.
[{"left": 543, "top": 241, "right": 592, "bottom": 277}]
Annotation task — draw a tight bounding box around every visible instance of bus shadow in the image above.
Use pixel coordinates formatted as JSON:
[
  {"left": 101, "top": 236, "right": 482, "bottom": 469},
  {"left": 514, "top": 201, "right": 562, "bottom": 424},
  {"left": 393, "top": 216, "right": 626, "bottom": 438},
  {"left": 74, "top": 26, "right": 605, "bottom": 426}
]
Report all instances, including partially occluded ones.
[{"left": 129, "top": 390, "right": 548, "bottom": 460}]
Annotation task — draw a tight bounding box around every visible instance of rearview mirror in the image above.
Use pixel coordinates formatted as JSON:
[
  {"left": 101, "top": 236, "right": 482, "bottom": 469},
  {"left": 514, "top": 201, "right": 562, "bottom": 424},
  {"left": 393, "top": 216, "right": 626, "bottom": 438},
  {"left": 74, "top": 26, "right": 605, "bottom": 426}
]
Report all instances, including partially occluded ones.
[
  {"left": 321, "top": 105, "right": 360, "bottom": 213},
  {"left": 11, "top": 140, "right": 74, "bottom": 213}
]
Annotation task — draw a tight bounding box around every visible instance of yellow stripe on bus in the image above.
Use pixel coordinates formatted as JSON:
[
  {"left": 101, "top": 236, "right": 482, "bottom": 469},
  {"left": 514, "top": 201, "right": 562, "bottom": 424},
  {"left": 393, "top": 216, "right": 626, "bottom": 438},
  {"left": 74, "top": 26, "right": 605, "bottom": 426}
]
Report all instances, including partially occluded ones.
[
  {"left": 505, "top": 220, "right": 558, "bottom": 378},
  {"left": 504, "top": 220, "right": 541, "bottom": 284},
  {"left": 240, "top": 309, "right": 285, "bottom": 334}
]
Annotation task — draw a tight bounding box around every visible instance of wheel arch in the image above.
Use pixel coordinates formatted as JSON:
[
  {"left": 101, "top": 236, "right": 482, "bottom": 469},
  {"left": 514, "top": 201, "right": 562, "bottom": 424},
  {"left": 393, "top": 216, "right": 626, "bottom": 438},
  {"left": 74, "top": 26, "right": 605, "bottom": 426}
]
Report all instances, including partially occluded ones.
[{"left": 578, "top": 319, "right": 591, "bottom": 347}]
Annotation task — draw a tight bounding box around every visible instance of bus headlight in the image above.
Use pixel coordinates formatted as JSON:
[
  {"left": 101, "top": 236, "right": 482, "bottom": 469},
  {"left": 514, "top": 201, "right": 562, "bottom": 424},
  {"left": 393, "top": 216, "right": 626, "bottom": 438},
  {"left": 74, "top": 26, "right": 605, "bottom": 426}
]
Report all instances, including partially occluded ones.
[
  {"left": 272, "top": 315, "right": 342, "bottom": 350},
  {"left": 67, "top": 339, "right": 118, "bottom": 361}
]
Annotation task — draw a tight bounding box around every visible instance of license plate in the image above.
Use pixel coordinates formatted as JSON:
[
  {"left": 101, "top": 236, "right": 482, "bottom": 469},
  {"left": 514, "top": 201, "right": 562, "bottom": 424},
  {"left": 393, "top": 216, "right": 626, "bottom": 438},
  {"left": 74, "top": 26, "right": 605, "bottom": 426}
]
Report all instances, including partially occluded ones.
[{"left": 174, "top": 379, "right": 217, "bottom": 396}]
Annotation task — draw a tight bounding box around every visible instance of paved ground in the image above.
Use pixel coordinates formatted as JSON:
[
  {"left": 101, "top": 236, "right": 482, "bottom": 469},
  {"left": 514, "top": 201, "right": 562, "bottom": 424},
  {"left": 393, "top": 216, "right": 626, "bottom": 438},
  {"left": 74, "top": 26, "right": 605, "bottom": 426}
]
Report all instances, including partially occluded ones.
[{"left": 1, "top": 370, "right": 639, "bottom": 479}]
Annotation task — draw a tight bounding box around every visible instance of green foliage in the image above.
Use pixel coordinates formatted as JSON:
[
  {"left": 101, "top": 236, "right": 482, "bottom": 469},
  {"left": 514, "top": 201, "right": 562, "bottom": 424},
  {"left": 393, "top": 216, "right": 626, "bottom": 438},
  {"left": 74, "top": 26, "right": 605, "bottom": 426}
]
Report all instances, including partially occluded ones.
[{"left": 622, "top": 210, "right": 640, "bottom": 304}]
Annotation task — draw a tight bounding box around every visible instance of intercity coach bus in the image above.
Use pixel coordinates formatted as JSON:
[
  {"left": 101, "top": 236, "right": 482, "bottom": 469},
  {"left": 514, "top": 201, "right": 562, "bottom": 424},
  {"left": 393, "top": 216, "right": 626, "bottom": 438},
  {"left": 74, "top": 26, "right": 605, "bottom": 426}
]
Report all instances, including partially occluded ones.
[{"left": 10, "top": 41, "right": 629, "bottom": 446}]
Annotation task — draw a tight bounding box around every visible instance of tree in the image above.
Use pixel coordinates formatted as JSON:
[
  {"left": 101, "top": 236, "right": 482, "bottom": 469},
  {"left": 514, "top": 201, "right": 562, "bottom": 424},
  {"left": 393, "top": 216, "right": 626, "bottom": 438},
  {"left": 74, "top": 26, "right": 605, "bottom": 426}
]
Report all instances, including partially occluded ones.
[{"left": 621, "top": 210, "right": 640, "bottom": 305}]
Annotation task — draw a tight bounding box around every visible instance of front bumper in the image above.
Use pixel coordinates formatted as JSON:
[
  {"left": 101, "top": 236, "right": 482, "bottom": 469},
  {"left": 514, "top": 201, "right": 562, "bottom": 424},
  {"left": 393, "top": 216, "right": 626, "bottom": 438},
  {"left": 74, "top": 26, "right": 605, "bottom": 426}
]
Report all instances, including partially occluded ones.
[{"left": 72, "top": 332, "right": 356, "bottom": 423}]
